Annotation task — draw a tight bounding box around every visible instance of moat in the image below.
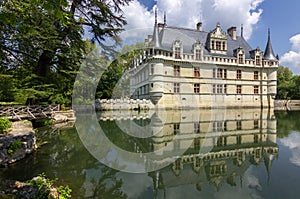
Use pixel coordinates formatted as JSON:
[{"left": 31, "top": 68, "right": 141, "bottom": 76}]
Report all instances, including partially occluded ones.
[{"left": 1, "top": 108, "right": 300, "bottom": 199}]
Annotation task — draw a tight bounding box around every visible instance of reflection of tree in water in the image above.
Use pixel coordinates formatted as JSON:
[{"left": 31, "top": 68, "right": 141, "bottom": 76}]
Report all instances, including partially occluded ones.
[
  {"left": 91, "top": 167, "right": 127, "bottom": 199},
  {"left": 276, "top": 111, "right": 300, "bottom": 138}
]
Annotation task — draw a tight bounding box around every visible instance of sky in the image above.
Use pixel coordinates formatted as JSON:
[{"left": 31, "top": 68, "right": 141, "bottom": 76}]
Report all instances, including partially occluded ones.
[{"left": 118, "top": 0, "right": 300, "bottom": 74}]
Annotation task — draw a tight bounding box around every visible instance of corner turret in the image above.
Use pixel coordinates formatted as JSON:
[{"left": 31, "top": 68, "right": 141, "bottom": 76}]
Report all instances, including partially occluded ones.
[{"left": 264, "top": 29, "right": 277, "bottom": 60}]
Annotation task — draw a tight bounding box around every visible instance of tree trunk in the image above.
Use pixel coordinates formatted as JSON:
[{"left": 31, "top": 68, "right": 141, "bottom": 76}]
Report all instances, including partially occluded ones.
[{"left": 36, "top": 50, "right": 53, "bottom": 77}]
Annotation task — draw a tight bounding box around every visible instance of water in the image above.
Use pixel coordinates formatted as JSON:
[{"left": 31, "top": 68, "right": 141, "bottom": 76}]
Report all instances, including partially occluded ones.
[{"left": 1, "top": 108, "right": 300, "bottom": 198}]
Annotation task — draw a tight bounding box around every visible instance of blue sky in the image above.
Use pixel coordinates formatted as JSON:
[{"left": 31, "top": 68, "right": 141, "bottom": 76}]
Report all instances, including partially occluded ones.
[{"left": 120, "top": 0, "right": 300, "bottom": 74}]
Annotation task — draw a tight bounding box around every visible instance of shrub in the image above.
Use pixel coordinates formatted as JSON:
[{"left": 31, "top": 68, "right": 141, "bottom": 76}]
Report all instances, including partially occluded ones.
[
  {"left": 28, "top": 173, "right": 72, "bottom": 199},
  {"left": 0, "top": 117, "right": 12, "bottom": 133},
  {"left": 44, "top": 119, "right": 53, "bottom": 126},
  {"left": 7, "top": 140, "right": 22, "bottom": 154}
]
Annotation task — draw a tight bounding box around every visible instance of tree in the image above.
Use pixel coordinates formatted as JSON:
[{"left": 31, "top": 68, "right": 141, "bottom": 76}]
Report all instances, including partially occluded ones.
[
  {"left": 0, "top": 0, "right": 132, "bottom": 104},
  {"left": 277, "top": 66, "right": 293, "bottom": 99}
]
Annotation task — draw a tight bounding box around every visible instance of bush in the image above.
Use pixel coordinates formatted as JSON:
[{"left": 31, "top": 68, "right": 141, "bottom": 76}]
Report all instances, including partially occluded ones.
[
  {"left": 28, "top": 173, "right": 72, "bottom": 199},
  {"left": 0, "top": 117, "right": 12, "bottom": 133},
  {"left": 7, "top": 140, "right": 22, "bottom": 154}
]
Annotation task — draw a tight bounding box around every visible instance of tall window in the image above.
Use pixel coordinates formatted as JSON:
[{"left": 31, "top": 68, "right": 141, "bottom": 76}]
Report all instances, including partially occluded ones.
[
  {"left": 254, "top": 71, "right": 259, "bottom": 80},
  {"left": 238, "top": 54, "right": 244, "bottom": 64},
  {"left": 194, "top": 67, "right": 200, "bottom": 77},
  {"left": 254, "top": 85, "right": 259, "bottom": 94},
  {"left": 174, "top": 123, "right": 180, "bottom": 135},
  {"left": 217, "top": 68, "right": 223, "bottom": 78},
  {"left": 194, "top": 123, "right": 200, "bottom": 134},
  {"left": 194, "top": 83, "right": 200, "bottom": 93},
  {"left": 211, "top": 40, "right": 215, "bottom": 49},
  {"left": 237, "top": 121, "right": 242, "bottom": 130},
  {"left": 212, "top": 84, "right": 216, "bottom": 94},
  {"left": 174, "top": 83, "right": 180, "bottom": 93},
  {"left": 195, "top": 49, "right": 201, "bottom": 60},
  {"left": 254, "top": 120, "right": 259, "bottom": 129},
  {"left": 175, "top": 47, "right": 181, "bottom": 59},
  {"left": 224, "top": 84, "right": 227, "bottom": 94},
  {"left": 222, "top": 42, "right": 226, "bottom": 51},
  {"left": 256, "top": 55, "right": 261, "bottom": 65},
  {"left": 213, "top": 68, "right": 216, "bottom": 78},
  {"left": 174, "top": 65, "right": 180, "bottom": 76},
  {"left": 217, "top": 84, "right": 223, "bottom": 93},
  {"left": 216, "top": 41, "right": 221, "bottom": 50},
  {"left": 236, "top": 85, "right": 242, "bottom": 94},
  {"left": 224, "top": 69, "right": 227, "bottom": 79},
  {"left": 236, "top": 70, "right": 242, "bottom": 79},
  {"left": 150, "top": 65, "right": 154, "bottom": 75}
]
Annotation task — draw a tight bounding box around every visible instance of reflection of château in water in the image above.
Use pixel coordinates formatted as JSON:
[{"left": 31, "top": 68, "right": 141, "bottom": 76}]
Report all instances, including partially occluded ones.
[
  {"left": 100, "top": 108, "right": 278, "bottom": 193},
  {"left": 150, "top": 108, "right": 277, "bottom": 194}
]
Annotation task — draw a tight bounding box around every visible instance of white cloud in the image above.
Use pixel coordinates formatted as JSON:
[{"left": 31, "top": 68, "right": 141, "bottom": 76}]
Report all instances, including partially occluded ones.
[
  {"left": 120, "top": 0, "right": 264, "bottom": 44},
  {"left": 281, "top": 34, "right": 300, "bottom": 74},
  {"left": 280, "top": 132, "right": 300, "bottom": 166}
]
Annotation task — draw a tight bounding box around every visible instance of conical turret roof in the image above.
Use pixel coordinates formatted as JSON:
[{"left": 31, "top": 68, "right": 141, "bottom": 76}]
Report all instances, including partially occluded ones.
[{"left": 264, "top": 29, "right": 277, "bottom": 60}]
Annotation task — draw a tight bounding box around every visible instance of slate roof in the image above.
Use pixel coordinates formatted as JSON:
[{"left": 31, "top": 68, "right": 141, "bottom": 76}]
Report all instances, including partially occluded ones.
[
  {"left": 153, "top": 25, "right": 255, "bottom": 59},
  {"left": 263, "top": 29, "right": 277, "bottom": 60}
]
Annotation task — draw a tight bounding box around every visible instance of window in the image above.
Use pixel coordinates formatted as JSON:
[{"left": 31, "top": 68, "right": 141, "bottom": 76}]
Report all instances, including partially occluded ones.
[
  {"left": 237, "top": 121, "right": 242, "bottom": 130},
  {"left": 254, "top": 85, "right": 259, "bottom": 94},
  {"left": 194, "top": 83, "right": 200, "bottom": 93},
  {"left": 236, "top": 85, "right": 242, "bottom": 94},
  {"left": 224, "top": 84, "right": 227, "bottom": 94},
  {"left": 222, "top": 42, "right": 226, "bottom": 50},
  {"left": 217, "top": 68, "right": 223, "bottom": 78},
  {"left": 194, "top": 123, "right": 200, "bottom": 133},
  {"left": 217, "top": 84, "right": 223, "bottom": 93},
  {"left": 175, "top": 47, "right": 181, "bottom": 59},
  {"left": 194, "top": 67, "right": 200, "bottom": 77},
  {"left": 224, "top": 69, "right": 227, "bottom": 79},
  {"left": 150, "top": 65, "right": 154, "bottom": 75},
  {"left": 213, "top": 68, "right": 216, "bottom": 78},
  {"left": 254, "top": 71, "right": 259, "bottom": 80},
  {"left": 212, "top": 84, "right": 216, "bottom": 94},
  {"left": 216, "top": 41, "right": 221, "bottom": 50},
  {"left": 174, "top": 65, "right": 180, "bottom": 76},
  {"left": 254, "top": 120, "right": 259, "bottom": 129},
  {"left": 256, "top": 55, "right": 261, "bottom": 65},
  {"left": 195, "top": 49, "right": 201, "bottom": 60},
  {"left": 237, "top": 70, "right": 242, "bottom": 79},
  {"left": 174, "top": 83, "right": 180, "bottom": 93},
  {"left": 174, "top": 123, "right": 180, "bottom": 135},
  {"left": 254, "top": 134, "right": 259, "bottom": 143},
  {"left": 211, "top": 40, "right": 215, "bottom": 49},
  {"left": 194, "top": 139, "right": 201, "bottom": 150},
  {"left": 238, "top": 54, "right": 244, "bottom": 64}
]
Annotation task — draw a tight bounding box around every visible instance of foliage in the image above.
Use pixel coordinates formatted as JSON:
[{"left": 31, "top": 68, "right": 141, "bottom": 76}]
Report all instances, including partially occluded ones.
[
  {"left": 96, "top": 42, "right": 145, "bottom": 99},
  {"left": 7, "top": 139, "right": 22, "bottom": 154},
  {"left": 44, "top": 119, "right": 53, "bottom": 126},
  {"left": 0, "top": 117, "right": 12, "bottom": 133},
  {"left": 277, "top": 66, "right": 300, "bottom": 100},
  {"left": 0, "top": 0, "right": 132, "bottom": 104},
  {"left": 27, "top": 173, "right": 72, "bottom": 199}
]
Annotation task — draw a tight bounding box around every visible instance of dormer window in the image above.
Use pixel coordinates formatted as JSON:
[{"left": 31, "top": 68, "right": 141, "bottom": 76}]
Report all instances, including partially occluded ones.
[
  {"left": 173, "top": 40, "right": 182, "bottom": 59},
  {"left": 238, "top": 53, "right": 244, "bottom": 64},
  {"left": 256, "top": 55, "right": 261, "bottom": 66},
  {"left": 193, "top": 41, "right": 203, "bottom": 61},
  {"left": 207, "top": 23, "right": 227, "bottom": 55}
]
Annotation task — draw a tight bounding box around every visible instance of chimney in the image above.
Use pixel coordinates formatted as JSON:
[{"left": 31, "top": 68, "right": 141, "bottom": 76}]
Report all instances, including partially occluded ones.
[
  {"left": 227, "top": 27, "right": 237, "bottom": 40},
  {"left": 197, "top": 22, "right": 202, "bottom": 31}
]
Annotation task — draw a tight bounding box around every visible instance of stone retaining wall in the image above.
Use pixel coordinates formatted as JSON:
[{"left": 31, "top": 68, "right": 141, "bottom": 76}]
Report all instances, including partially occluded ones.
[
  {"left": 0, "top": 121, "right": 36, "bottom": 167},
  {"left": 95, "top": 99, "right": 155, "bottom": 111}
]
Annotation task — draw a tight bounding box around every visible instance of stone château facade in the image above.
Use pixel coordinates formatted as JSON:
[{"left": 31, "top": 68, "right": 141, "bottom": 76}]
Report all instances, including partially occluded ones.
[{"left": 129, "top": 11, "right": 278, "bottom": 109}]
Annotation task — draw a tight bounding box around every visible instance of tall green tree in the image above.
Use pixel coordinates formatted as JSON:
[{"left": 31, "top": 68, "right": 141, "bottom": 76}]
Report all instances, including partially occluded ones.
[{"left": 0, "top": 0, "right": 132, "bottom": 104}]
